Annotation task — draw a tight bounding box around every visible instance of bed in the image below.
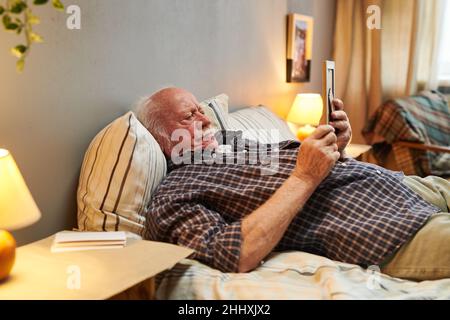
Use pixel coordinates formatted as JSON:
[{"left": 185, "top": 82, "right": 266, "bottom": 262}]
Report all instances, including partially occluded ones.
[
  {"left": 156, "top": 252, "right": 450, "bottom": 300},
  {"left": 76, "top": 94, "right": 450, "bottom": 300}
]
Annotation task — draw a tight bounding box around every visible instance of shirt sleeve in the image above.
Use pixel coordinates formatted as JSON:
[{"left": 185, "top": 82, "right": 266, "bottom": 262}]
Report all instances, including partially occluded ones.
[{"left": 145, "top": 200, "right": 242, "bottom": 273}]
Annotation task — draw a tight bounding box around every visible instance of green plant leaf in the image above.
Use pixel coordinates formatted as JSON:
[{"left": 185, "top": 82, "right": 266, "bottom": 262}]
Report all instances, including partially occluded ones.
[
  {"left": 52, "top": 0, "right": 64, "bottom": 10},
  {"left": 10, "top": 44, "right": 27, "bottom": 58},
  {"left": 30, "top": 32, "right": 43, "bottom": 43},
  {"left": 2, "top": 14, "right": 11, "bottom": 27},
  {"left": 2, "top": 0, "right": 64, "bottom": 73},
  {"left": 3, "top": 15, "right": 19, "bottom": 30},
  {"left": 6, "top": 23, "right": 19, "bottom": 30},
  {"left": 26, "top": 11, "right": 40, "bottom": 25},
  {"left": 10, "top": 1, "right": 28, "bottom": 14},
  {"left": 16, "top": 58, "right": 25, "bottom": 73}
]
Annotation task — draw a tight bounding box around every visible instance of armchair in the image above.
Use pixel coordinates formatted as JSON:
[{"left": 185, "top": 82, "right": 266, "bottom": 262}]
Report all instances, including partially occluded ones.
[{"left": 363, "top": 91, "right": 450, "bottom": 178}]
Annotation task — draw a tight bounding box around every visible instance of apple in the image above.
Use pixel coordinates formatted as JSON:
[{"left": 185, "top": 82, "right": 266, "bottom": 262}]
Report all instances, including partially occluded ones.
[{"left": 0, "top": 230, "right": 16, "bottom": 281}]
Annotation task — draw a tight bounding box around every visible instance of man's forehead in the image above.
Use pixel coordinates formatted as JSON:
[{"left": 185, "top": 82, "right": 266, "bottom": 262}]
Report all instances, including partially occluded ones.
[
  {"left": 151, "top": 87, "right": 197, "bottom": 105},
  {"left": 175, "top": 93, "right": 199, "bottom": 110}
]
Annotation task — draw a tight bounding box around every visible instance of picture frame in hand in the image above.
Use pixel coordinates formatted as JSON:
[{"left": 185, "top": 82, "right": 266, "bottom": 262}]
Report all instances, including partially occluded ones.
[{"left": 322, "top": 60, "right": 335, "bottom": 124}]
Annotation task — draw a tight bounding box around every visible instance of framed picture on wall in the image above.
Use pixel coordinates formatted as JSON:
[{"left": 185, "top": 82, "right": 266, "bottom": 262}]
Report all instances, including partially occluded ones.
[{"left": 287, "top": 13, "right": 314, "bottom": 83}]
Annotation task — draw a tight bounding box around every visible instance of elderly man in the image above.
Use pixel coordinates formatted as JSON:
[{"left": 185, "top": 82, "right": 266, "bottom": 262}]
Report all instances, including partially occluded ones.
[{"left": 137, "top": 87, "right": 450, "bottom": 280}]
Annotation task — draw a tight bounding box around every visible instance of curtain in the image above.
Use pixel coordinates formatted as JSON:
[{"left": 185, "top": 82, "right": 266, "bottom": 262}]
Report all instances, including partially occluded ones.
[
  {"left": 413, "top": 0, "right": 447, "bottom": 91},
  {"left": 333, "top": 0, "right": 384, "bottom": 143},
  {"left": 333, "top": 0, "right": 446, "bottom": 143}
]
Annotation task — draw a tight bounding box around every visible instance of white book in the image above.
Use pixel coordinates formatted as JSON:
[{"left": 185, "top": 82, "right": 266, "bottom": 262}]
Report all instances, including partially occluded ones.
[
  {"left": 54, "top": 231, "right": 127, "bottom": 243},
  {"left": 51, "top": 244, "right": 125, "bottom": 253},
  {"left": 54, "top": 240, "right": 126, "bottom": 247},
  {"left": 51, "top": 231, "right": 127, "bottom": 253}
]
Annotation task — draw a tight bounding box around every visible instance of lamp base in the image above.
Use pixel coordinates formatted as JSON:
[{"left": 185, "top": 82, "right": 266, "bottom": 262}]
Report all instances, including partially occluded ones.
[
  {"left": 0, "top": 230, "right": 16, "bottom": 281},
  {"left": 296, "top": 124, "right": 317, "bottom": 141}
]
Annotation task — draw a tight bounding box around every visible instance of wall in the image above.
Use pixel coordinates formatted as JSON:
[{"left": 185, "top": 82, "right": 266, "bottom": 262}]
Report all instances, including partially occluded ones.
[{"left": 0, "top": 0, "right": 335, "bottom": 245}]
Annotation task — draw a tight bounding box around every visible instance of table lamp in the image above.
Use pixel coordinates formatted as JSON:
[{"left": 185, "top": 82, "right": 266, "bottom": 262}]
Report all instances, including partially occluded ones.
[
  {"left": 287, "top": 94, "right": 323, "bottom": 141},
  {"left": 0, "top": 149, "right": 41, "bottom": 281}
]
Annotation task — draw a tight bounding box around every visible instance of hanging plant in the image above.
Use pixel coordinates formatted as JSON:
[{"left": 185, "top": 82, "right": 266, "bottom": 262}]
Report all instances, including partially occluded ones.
[{"left": 0, "top": 0, "right": 64, "bottom": 72}]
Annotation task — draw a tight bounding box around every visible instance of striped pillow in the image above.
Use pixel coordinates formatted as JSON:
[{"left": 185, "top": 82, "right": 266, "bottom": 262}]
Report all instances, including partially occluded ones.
[
  {"left": 200, "top": 94, "right": 230, "bottom": 130},
  {"left": 229, "top": 106, "right": 297, "bottom": 143},
  {"left": 77, "top": 111, "right": 167, "bottom": 236}
]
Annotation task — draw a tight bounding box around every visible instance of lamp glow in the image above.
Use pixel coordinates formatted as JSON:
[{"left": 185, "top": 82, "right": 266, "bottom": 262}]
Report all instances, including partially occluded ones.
[
  {"left": 287, "top": 94, "right": 323, "bottom": 141},
  {"left": 0, "top": 149, "right": 41, "bottom": 230},
  {"left": 0, "top": 149, "right": 41, "bottom": 281}
]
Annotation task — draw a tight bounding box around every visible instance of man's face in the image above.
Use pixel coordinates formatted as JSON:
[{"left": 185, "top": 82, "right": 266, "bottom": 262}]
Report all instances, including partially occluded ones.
[{"left": 164, "top": 92, "right": 218, "bottom": 156}]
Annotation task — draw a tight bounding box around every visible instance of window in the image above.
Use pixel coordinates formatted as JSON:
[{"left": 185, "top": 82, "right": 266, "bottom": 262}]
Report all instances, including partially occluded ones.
[{"left": 438, "top": 1, "right": 450, "bottom": 86}]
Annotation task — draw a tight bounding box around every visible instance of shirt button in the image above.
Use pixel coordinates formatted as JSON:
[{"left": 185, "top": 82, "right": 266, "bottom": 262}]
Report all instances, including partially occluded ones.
[
  {"left": 212, "top": 153, "right": 217, "bottom": 159},
  {"left": 377, "top": 170, "right": 382, "bottom": 174},
  {"left": 243, "top": 150, "right": 248, "bottom": 153}
]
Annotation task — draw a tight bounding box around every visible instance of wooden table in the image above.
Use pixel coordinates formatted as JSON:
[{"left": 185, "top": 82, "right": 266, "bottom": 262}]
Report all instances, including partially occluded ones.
[
  {"left": 0, "top": 235, "right": 193, "bottom": 300},
  {"left": 346, "top": 144, "right": 372, "bottom": 161}
]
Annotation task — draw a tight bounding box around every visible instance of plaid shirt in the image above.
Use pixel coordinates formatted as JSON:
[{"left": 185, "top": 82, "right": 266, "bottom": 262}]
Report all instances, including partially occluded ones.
[{"left": 144, "top": 131, "right": 440, "bottom": 273}]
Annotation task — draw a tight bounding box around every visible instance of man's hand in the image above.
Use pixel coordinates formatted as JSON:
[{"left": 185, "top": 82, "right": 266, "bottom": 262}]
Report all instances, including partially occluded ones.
[
  {"left": 330, "top": 99, "right": 352, "bottom": 159},
  {"left": 292, "top": 125, "right": 340, "bottom": 186},
  {"left": 240, "top": 126, "right": 339, "bottom": 272}
]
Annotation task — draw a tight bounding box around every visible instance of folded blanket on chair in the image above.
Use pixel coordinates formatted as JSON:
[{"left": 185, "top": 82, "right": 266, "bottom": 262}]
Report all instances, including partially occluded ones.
[{"left": 362, "top": 90, "right": 450, "bottom": 176}]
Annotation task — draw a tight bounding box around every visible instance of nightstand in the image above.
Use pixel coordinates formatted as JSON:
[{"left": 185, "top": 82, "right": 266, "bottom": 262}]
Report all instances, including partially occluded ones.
[
  {"left": 345, "top": 144, "right": 372, "bottom": 161},
  {"left": 0, "top": 234, "right": 193, "bottom": 300}
]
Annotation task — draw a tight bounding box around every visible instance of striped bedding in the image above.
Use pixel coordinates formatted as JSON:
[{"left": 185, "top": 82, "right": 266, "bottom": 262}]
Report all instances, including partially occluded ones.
[{"left": 156, "top": 252, "right": 450, "bottom": 300}]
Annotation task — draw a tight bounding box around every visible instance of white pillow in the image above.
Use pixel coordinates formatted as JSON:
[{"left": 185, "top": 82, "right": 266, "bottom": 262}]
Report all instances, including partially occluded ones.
[
  {"left": 229, "top": 106, "right": 297, "bottom": 143},
  {"left": 200, "top": 93, "right": 230, "bottom": 130},
  {"left": 77, "top": 111, "right": 167, "bottom": 235}
]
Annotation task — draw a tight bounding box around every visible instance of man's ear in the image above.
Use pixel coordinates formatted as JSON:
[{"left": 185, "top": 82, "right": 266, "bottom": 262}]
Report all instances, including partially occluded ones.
[
  {"left": 154, "top": 135, "right": 171, "bottom": 159},
  {"left": 162, "top": 141, "right": 172, "bottom": 159}
]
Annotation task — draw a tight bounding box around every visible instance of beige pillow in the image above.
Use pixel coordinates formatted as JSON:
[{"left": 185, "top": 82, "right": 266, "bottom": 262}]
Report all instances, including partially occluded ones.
[{"left": 77, "top": 111, "right": 167, "bottom": 235}]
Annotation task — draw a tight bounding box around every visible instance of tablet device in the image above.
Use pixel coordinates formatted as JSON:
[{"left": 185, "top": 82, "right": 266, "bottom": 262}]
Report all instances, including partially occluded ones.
[{"left": 322, "top": 60, "right": 335, "bottom": 124}]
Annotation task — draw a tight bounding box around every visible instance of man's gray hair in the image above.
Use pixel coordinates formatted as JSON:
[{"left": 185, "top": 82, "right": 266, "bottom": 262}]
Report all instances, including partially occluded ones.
[{"left": 134, "top": 95, "right": 171, "bottom": 152}]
